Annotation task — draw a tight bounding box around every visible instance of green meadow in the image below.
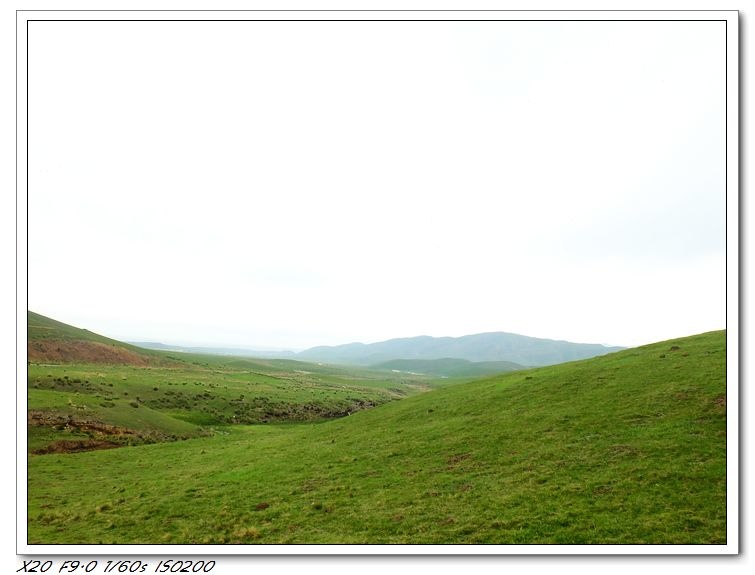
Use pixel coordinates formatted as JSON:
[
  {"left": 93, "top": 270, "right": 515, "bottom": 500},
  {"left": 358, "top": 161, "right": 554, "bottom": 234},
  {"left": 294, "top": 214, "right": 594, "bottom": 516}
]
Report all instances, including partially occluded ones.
[
  {"left": 27, "top": 311, "right": 443, "bottom": 453},
  {"left": 26, "top": 324, "right": 726, "bottom": 544}
]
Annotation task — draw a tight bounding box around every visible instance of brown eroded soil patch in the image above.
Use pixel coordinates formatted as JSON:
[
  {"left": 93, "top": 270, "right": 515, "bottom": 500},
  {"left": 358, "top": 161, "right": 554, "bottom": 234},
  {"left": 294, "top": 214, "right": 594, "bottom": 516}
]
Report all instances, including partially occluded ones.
[
  {"left": 28, "top": 411, "right": 149, "bottom": 454},
  {"left": 28, "top": 411, "right": 143, "bottom": 438},
  {"left": 28, "top": 339, "right": 151, "bottom": 366},
  {"left": 33, "top": 439, "right": 121, "bottom": 454}
]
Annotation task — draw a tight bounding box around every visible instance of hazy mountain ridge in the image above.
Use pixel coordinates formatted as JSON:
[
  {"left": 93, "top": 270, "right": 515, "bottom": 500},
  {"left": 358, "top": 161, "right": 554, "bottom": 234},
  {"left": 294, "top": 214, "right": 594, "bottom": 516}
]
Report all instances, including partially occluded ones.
[
  {"left": 129, "top": 341, "right": 297, "bottom": 358},
  {"left": 297, "top": 332, "right": 624, "bottom": 366},
  {"left": 30, "top": 310, "right": 623, "bottom": 368}
]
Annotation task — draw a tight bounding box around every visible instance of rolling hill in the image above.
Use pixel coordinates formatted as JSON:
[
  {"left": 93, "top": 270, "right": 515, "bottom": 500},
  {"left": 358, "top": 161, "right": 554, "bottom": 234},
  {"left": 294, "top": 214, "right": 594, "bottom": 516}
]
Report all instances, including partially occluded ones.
[
  {"left": 296, "top": 331, "right": 624, "bottom": 366},
  {"left": 27, "top": 311, "right": 169, "bottom": 366},
  {"left": 27, "top": 330, "right": 726, "bottom": 544}
]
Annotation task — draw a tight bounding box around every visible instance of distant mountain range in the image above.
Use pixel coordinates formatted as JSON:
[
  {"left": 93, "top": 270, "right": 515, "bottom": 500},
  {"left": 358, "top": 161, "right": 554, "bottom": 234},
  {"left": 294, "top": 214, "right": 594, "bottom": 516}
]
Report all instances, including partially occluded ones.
[
  {"left": 30, "top": 310, "right": 624, "bottom": 375},
  {"left": 128, "top": 342, "right": 296, "bottom": 358},
  {"left": 129, "top": 332, "right": 624, "bottom": 371},
  {"left": 134, "top": 332, "right": 624, "bottom": 368},
  {"left": 295, "top": 332, "right": 623, "bottom": 367}
]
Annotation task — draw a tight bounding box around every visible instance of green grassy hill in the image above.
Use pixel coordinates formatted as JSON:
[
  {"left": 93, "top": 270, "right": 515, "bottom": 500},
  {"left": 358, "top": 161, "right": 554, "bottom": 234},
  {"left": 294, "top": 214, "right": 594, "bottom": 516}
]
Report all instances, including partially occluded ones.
[
  {"left": 27, "top": 311, "right": 171, "bottom": 366},
  {"left": 27, "top": 330, "right": 726, "bottom": 544},
  {"left": 28, "top": 311, "right": 126, "bottom": 343}
]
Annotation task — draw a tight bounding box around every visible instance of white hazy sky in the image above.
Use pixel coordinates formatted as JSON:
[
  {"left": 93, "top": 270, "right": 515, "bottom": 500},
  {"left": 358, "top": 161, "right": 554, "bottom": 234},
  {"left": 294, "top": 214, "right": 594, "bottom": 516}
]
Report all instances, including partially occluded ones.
[{"left": 27, "top": 19, "right": 726, "bottom": 350}]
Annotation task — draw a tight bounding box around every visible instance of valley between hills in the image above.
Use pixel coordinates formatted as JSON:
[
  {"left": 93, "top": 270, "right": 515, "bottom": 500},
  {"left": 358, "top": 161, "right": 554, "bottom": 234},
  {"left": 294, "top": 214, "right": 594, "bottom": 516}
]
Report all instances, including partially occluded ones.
[{"left": 25, "top": 311, "right": 726, "bottom": 544}]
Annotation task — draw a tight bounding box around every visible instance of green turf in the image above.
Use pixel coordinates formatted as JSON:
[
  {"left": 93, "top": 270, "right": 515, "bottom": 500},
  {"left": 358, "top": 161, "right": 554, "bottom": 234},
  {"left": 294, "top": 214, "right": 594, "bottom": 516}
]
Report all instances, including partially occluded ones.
[
  {"left": 27, "top": 330, "right": 726, "bottom": 544},
  {"left": 26, "top": 360, "right": 431, "bottom": 443}
]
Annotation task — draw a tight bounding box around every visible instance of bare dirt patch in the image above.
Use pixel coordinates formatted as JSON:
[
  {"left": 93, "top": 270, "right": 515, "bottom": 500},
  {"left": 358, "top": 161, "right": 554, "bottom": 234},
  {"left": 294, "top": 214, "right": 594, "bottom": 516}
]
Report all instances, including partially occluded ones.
[
  {"left": 28, "top": 411, "right": 152, "bottom": 454},
  {"left": 33, "top": 439, "right": 121, "bottom": 454},
  {"left": 28, "top": 411, "right": 140, "bottom": 436},
  {"left": 28, "top": 339, "right": 151, "bottom": 366}
]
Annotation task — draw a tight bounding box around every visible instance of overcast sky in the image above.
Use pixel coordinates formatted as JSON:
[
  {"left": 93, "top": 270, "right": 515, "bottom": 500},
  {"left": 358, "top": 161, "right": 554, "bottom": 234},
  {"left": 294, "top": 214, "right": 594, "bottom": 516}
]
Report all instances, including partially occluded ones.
[{"left": 27, "top": 19, "right": 726, "bottom": 350}]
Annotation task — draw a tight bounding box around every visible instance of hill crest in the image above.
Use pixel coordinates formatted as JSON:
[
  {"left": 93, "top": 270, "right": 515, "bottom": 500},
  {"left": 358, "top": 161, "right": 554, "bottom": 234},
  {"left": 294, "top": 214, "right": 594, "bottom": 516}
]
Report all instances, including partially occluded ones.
[
  {"left": 297, "top": 331, "right": 624, "bottom": 366},
  {"left": 27, "top": 311, "right": 168, "bottom": 366}
]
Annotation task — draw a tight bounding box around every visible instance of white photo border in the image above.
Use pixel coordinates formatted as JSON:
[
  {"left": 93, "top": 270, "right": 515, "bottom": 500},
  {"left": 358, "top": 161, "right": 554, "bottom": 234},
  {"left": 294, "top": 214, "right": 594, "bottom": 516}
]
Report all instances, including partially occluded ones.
[{"left": 16, "top": 8, "right": 739, "bottom": 557}]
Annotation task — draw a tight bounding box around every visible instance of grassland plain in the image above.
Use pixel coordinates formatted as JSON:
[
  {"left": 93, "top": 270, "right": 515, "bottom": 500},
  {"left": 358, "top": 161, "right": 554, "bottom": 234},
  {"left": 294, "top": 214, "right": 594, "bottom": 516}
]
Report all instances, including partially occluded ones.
[
  {"left": 27, "top": 330, "right": 726, "bottom": 544},
  {"left": 369, "top": 357, "right": 525, "bottom": 378},
  {"left": 26, "top": 312, "right": 441, "bottom": 453}
]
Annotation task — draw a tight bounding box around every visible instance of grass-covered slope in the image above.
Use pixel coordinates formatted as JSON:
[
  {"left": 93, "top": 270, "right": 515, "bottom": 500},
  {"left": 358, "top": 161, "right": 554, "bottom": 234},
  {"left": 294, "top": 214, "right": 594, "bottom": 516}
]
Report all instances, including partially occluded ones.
[
  {"left": 28, "top": 311, "right": 117, "bottom": 342},
  {"left": 27, "top": 331, "right": 726, "bottom": 544},
  {"left": 27, "top": 311, "right": 170, "bottom": 366}
]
